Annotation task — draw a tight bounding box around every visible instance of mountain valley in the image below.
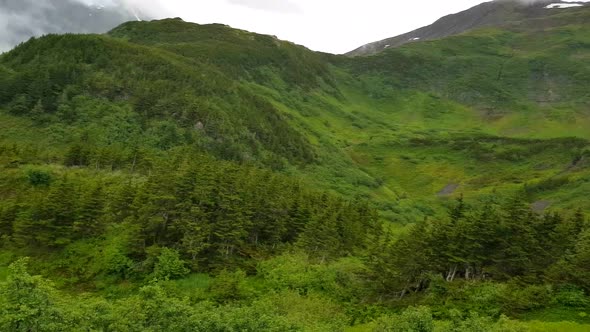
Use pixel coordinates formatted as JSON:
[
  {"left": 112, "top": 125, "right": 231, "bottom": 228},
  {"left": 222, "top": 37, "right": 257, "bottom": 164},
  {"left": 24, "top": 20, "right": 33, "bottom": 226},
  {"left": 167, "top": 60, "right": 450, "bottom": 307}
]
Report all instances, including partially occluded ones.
[{"left": 0, "top": 1, "right": 590, "bottom": 330}]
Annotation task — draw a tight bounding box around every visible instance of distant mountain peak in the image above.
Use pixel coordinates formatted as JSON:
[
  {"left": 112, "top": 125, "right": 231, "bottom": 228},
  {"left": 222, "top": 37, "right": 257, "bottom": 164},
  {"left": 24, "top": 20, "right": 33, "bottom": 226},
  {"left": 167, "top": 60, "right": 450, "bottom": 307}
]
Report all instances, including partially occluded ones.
[{"left": 346, "top": 0, "right": 589, "bottom": 56}]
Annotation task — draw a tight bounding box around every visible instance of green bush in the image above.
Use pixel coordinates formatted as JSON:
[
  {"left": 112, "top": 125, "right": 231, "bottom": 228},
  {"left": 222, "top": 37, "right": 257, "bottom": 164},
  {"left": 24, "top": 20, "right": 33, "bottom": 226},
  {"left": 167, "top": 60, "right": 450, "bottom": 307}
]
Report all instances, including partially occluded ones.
[
  {"left": 553, "top": 286, "right": 590, "bottom": 308},
  {"left": 500, "top": 283, "right": 553, "bottom": 314},
  {"left": 208, "top": 269, "right": 250, "bottom": 302},
  {"left": 0, "top": 258, "right": 69, "bottom": 331},
  {"left": 25, "top": 169, "right": 52, "bottom": 187},
  {"left": 373, "top": 306, "right": 434, "bottom": 332},
  {"left": 152, "top": 248, "right": 189, "bottom": 281}
]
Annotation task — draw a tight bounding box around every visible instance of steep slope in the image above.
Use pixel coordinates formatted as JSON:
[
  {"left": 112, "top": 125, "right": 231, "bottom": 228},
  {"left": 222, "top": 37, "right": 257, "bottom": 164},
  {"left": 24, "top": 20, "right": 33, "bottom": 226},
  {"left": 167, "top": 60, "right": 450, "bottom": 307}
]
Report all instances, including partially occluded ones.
[
  {"left": 346, "top": 0, "right": 588, "bottom": 56},
  {"left": 337, "top": 5, "right": 590, "bottom": 213},
  {"left": 108, "top": 18, "right": 335, "bottom": 89},
  {"left": 1, "top": 9, "right": 590, "bottom": 222},
  {"left": 0, "top": 33, "right": 317, "bottom": 167},
  {"left": 1, "top": 10, "right": 590, "bottom": 332}
]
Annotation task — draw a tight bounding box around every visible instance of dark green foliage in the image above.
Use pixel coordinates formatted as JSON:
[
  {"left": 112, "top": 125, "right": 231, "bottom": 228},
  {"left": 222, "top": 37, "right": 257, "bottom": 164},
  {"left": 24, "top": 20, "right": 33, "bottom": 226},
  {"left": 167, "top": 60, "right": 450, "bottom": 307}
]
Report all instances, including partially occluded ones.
[
  {"left": 549, "top": 228, "right": 590, "bottom": 292},
  {"left": 2, "top": 153, "right": 377, "bottom": 274},
  {"left": 369, "top": 196, "right": 589, "bottom": 298},
  {"left": 25, "top": 169, "right": 52, "bottom": 187},
  {"left": 108, "top": 19, "right": 333, "bottom": 89},
  {"left": 0, "top": 33, "right": 316, "bottom": 166},
  {"left": 0, "top": 10, "right": 590, "bottom": 331}
]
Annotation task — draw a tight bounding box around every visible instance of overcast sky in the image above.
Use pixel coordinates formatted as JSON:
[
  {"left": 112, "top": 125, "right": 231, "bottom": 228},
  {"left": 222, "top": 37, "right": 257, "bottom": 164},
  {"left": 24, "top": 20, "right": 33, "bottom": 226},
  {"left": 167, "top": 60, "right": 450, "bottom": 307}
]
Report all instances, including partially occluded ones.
[
  {"left": 5, "top": 0, "right": 575, "bottom": 55},
  {"left": 145, "top": 0, "right": 491, "bottom": 54}
]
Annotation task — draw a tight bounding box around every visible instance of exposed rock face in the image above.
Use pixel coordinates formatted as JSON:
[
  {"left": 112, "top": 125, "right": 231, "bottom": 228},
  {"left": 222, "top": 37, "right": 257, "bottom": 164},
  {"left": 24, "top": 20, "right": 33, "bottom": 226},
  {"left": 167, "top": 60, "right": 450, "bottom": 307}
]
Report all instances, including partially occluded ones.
[{"left": 346, "top": 0, "right": 587, "bottom": 57}]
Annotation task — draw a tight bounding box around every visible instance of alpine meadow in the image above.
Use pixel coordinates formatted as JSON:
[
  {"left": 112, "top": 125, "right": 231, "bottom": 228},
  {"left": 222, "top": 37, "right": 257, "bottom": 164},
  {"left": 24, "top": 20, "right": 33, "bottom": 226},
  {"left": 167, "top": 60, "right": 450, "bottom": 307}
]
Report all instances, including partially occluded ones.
[{"left": 1, "top": 1, "right": 590, "bottom": 331}]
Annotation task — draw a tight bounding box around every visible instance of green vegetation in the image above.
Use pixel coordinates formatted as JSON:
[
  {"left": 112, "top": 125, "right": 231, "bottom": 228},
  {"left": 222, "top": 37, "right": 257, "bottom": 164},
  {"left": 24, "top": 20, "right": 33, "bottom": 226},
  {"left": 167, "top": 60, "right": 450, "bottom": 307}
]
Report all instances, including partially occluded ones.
[{"left": 1, "top": 6, "right": 590, "bottom": 331}]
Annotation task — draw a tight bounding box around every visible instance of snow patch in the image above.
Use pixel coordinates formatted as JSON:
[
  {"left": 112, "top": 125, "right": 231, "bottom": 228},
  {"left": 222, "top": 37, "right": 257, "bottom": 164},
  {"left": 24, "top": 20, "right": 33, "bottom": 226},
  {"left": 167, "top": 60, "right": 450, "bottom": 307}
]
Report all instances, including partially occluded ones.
[
  {"left": 545, "top": 3, "right": 583, "bottom": 8},
  {"left": 384, "top": 44, "right": 390, "bottom": 49}
]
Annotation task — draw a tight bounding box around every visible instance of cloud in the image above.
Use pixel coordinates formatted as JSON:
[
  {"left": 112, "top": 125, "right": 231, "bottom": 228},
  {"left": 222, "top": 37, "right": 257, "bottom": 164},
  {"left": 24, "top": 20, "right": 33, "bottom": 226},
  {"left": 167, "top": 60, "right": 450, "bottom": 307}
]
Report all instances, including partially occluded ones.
[
  {"left": 0, "top": 1, "right": 59, "bottom": 52},
  {"left": 0, "top": 0, "right": 162, "bottom": 53},
  {"left": 227, "top": 0, "right": 303, "bottom": 14},
  {"left": 81, "top": 0, "right": 171, "bottom": 18}
]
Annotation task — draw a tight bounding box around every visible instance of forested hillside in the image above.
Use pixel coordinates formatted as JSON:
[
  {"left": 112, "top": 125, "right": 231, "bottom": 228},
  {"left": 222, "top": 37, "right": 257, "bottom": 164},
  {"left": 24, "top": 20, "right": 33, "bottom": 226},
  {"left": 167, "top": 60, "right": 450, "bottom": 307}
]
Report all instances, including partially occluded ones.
[{"left": 1, "top": 5, "right": 590, "bottom": 331}]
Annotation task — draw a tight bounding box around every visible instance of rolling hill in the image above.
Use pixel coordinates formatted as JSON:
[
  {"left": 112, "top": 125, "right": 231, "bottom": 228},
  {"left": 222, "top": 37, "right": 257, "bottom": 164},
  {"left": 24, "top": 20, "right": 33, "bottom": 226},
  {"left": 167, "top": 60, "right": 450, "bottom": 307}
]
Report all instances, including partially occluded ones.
[
  {"left": 1, "top": 5, "right": 590, "bottom": 222},
  {"left": 1, "top": 3, "right": 590, "bottom": 331}
]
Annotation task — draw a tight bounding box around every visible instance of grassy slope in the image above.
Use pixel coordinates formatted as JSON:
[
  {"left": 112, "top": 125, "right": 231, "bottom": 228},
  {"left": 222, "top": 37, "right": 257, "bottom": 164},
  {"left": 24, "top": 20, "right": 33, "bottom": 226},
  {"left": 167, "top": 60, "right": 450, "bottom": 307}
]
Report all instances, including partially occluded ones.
[
  {"left": 231, "top": 8, "right": 590, "bottom": 218},
  {"left": 1, "top": 10, "right": 590, "bottom": 223},
  {"left": 1, "top": 11, "right": 590, "bottom": 331},
  {"left": 313, "top": 7, "right": 590, "bottom": 216}
]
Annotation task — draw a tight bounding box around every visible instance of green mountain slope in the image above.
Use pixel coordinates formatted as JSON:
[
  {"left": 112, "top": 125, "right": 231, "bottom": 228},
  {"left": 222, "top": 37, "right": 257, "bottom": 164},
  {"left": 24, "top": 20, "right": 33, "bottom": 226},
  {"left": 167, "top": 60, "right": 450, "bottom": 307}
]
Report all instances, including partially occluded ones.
[
  {"left": 346, "top": 0, "right": 589, "bottom": 56},
  {"left": 1, "top": 7, "right": 590, "bottom": 332},
  {"left": 333, "top": 6, "right": 590, "bottom": 213},
  {"left": 1, "top": 8, "right": 590, "bottom": 221},
  {"left": 0, "top": 31, "right": 317, "bottom": 166}
]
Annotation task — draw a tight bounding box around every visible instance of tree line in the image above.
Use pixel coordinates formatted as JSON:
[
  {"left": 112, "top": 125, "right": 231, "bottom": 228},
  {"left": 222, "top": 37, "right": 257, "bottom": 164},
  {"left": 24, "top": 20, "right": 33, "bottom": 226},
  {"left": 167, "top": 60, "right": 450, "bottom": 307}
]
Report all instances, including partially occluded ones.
[
  {"left": 0, "top": 154, "right": 379, "bottom": 281},
  {"left": 369, "top": 195, "right": 590, "bottom": 298}
]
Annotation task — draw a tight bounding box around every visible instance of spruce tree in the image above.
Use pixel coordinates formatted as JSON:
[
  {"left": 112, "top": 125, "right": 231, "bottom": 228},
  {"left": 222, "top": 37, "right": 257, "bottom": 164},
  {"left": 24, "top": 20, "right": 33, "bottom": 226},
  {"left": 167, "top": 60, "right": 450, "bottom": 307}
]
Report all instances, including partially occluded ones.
[
  {"left": 43, "top": 179, "right": 78, "bottom": 247},
  {"left": 75, "top": 185, "right": 105, "bottom": 238},
  {"left": 298, "top": 211, "right": 341, "bottom": 262}
]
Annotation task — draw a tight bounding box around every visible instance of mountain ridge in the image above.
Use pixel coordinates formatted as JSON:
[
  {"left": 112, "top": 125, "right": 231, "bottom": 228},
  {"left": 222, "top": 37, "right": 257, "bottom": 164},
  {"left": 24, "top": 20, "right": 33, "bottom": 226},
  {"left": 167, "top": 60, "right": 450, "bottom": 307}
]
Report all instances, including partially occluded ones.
[
  {"left": 1, "top": 8, "right": 590, "bottom": 219},
  {"left": 346, "top": 0, "right": 589, "bottom": 56},
  {"left": 1, "top": 8, "right": 590, "bottom": 331}
]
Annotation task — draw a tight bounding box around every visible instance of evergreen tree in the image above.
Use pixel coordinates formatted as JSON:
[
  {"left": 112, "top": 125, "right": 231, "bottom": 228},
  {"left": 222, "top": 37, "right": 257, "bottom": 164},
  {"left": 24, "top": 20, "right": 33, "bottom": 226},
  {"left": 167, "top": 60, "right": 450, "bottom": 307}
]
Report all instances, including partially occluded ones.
[
  {"left": 571, "top": 209, "right": 587, "bottom": 233},
  {"left": 298, "top": 211, "right": 341, "bottom": 262},
  {"left": 11, "top": 210, "right": 40, "bottom": 249},
  {"left": 109, "top": 182, "right": 137, "bottom": 222},
  {"left": 495, "top": 194, "right": 539, "bottom": 278},
  {"left": 8, "top": 94, "right": 29, "bottom": 115},
  {"left": 0, "top": 202, "right": 16, "bottom": 240},
  {"left": 449, "top": 194, "right": 466, "bottom": 224},
  {"left": 42, "top": 179, "right": 78, "bottom": 247},
  {"left": 75, "top": 184, "right": 105, "bottom": 238},
  {"left": 30, "top": 100, "right": 47, "bottom": 123},
  {"left": 285, "top": 193, "right": 312, "bottom": 242}
]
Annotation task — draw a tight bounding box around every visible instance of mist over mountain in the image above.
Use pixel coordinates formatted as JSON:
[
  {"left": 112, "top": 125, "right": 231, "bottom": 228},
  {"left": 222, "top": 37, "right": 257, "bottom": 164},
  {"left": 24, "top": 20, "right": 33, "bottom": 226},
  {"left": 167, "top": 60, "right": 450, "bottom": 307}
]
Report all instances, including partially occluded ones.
[{"left": 0, "top": 0, "right": 155, "bottom": 52}]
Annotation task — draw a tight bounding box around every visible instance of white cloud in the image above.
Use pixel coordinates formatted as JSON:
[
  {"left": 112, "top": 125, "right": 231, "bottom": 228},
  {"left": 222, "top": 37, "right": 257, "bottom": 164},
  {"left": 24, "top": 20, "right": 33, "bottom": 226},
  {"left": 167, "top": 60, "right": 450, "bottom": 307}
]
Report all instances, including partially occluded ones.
[
  {"left": 72, "top": 0, "right": 170, "bottom": 17},
  {"left": 227, "top": 0, "right": 303, "bottom": 14},
  {"left": 0, "top": 0, "right": 171, "bottom": 52},
  {"left": 7, "top": 0, "right": 575, "bottom": 54},
  {"left": 156, "top": 0, "right": 489, "bottom": 54}
]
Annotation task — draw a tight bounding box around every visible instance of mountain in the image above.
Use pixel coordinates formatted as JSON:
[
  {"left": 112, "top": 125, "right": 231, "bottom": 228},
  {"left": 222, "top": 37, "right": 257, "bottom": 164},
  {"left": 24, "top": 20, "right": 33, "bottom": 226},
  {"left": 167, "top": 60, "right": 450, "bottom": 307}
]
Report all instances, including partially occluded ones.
[
  {"left": 1, "top": 4, "right": 590, "bottom": 331},
  {"left": 1, "top": 6, "right": 590, "bottom": 222},
  {"left": 0, "top": 0, "right": 150, "bottom": 52},
  {"left": 346, "top": 0, "right": 590, "bottom": 56}
]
